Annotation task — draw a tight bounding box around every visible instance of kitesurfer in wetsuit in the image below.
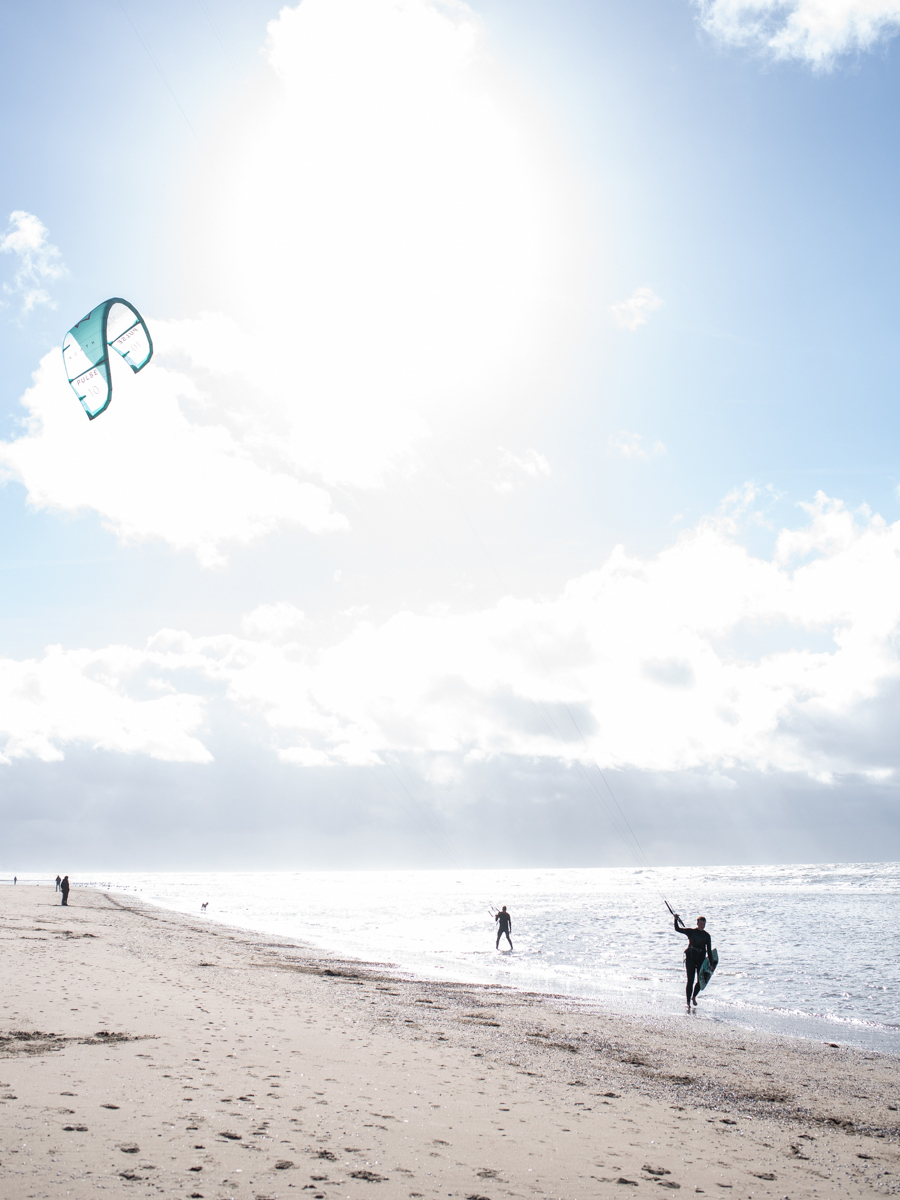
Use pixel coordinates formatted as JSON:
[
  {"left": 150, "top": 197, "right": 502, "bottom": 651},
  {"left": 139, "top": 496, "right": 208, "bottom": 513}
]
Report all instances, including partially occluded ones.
[
  {"left": 495, "top": 906, "right": 513, "bottom": 951},
  {"left": 673, "top": 913, "right": 711, "bottom": 1008}
]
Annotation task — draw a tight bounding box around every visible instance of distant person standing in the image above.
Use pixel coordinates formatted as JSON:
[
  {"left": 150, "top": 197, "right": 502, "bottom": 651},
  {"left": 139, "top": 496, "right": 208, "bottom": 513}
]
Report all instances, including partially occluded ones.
[
  {"left": 60, "top": 875, "right": 70, "bottom": 907},
  {"left": 673, "top": 912, "right": 712, "bottom": 1008},
  {"left": 13, "top": 876, "right": 16, "bottom": 885},
  {"left": 495, "top": 905, "right": 513, "bottom": 951},
  {"left": 55, "top": 875, "right": 61, "bottom": 892}
]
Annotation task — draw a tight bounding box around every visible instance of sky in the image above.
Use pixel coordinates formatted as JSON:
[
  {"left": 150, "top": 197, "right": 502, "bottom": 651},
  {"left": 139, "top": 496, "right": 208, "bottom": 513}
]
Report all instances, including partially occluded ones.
[{"left": 3, "top": 0, "right": 900, "bottom": 870}]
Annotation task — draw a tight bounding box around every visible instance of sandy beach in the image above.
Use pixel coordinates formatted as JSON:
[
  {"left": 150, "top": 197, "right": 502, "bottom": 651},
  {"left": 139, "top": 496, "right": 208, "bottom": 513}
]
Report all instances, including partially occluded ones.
[{"left": 1, "top": 885, "right": 897, "bottom": 1199}]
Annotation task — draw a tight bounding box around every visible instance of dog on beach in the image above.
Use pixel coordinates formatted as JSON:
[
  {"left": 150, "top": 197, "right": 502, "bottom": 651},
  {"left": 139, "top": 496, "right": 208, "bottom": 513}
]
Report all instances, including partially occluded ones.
[{"left": 201, "top": 902, "right": 208, "bottom": 912}]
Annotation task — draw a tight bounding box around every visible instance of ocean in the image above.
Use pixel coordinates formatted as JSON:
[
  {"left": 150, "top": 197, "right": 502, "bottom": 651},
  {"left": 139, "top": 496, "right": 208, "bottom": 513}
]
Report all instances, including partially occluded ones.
[{"left": 57, "top": 862, "right": 900, "bottom": 1056}]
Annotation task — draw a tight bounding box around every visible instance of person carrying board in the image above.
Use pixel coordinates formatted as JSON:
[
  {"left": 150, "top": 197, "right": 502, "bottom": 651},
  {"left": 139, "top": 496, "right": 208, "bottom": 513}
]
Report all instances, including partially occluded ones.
[{"left": 673, "top": 912, "right": 711, "bottom": 1009}]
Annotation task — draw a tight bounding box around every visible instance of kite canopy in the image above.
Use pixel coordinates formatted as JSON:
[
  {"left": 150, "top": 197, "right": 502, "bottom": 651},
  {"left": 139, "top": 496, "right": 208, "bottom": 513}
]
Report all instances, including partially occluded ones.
[{"left": 62, "top": 298, "right": 153, "bottom": 419}]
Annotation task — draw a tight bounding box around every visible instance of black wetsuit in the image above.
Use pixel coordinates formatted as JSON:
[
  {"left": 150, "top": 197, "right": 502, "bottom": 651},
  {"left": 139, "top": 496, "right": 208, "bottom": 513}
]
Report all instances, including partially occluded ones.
[
  {"left": 495, "top": 909, "right": 512, "bottom": 949},
  {"left": 674, "top": 915, "right": 711, "bottom": 1002},
  {"left": 60, "top": 876, "right": 70, "bottom": 907}
]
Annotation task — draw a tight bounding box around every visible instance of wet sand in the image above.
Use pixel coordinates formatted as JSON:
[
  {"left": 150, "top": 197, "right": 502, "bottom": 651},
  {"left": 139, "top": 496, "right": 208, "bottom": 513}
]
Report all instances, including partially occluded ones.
[{"left": 0, "top": 884, "right": 898, "bottom": 1199}]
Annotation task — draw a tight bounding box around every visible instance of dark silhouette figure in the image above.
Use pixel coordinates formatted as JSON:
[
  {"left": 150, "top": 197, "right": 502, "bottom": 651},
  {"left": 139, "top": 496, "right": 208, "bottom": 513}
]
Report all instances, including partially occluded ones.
[
  {"left": 201, "top": 902, "right": 208, "bottom": 912},
  {"left": 674, "top": 913, "right": 712, "bottom": 1008},
  {"left": 55, "top": 875, "right": 61, "bottom": 892},
  {"left": 60, "top": 875, "right": 70, "bottom": 906},
  {"left": 13, "top": 876, "right": 16, "bottom": 885},
  {"left": 495, "top": 905, "right": 513, "bottom": 950}
]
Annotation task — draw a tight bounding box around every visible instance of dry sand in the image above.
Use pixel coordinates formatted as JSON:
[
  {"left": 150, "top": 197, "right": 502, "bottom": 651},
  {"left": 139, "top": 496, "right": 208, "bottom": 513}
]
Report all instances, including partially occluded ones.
[{"left": 1, "top": 885, "right": 898, "bottom": 1200}]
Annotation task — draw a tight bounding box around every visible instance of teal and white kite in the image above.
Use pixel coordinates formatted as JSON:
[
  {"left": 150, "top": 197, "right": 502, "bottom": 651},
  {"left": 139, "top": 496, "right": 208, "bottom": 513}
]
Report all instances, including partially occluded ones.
[{"left": 62, "top": 298, "right": 153, "bottom": 419}]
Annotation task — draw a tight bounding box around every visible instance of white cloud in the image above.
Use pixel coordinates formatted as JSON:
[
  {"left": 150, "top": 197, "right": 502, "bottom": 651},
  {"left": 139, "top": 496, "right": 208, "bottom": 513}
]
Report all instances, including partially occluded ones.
[
  {"left": 0, "top": 343, "right": 347, "bottom": 568},
  {"left": 1, "top": 1, "right": 586, "bottom": 564},
  {"left": 194, "top": 489, "right": 900, "bottom": 780},
  {"left": 11, "top": 488, "right": 900, "bottom": 781},
  {"left": 695, "top": 0, "right": 900, "bottom": 67},
  {"left": 1, "top": 211, "right": 66, "bottom": 312},
  {"left": 610, "top": 431, "right": 667, "bottom": 460},
  {"left": 0, "top": 644, "right": 209, "bottom": 765},
  {"left": 241, "top": 602, "right": 311, "bottom": 642},
  {"left": 493, "top": 447, "right": 552, "bottom": 493},
  {"left": 609, "top": 286, "right": 663, "bottom": 331}
]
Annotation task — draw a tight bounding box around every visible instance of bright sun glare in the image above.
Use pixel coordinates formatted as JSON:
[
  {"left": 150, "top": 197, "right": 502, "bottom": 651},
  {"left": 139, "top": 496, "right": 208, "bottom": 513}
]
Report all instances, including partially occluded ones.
[{"left": 187, "top": 0, "right": 589, "bottom": 484}]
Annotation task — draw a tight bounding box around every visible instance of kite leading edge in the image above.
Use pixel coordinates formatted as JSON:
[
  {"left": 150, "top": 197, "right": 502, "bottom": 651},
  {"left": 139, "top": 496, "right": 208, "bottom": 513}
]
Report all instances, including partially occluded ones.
[{"left": 62, "top": 298, "right": 153, "bottom": 419}]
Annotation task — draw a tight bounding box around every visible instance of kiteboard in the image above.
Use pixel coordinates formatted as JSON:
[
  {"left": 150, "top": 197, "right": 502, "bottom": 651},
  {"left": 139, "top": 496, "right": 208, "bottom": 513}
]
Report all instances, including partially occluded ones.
[{"left": 697, "top": 947, "right": 719, "bottom": 991}]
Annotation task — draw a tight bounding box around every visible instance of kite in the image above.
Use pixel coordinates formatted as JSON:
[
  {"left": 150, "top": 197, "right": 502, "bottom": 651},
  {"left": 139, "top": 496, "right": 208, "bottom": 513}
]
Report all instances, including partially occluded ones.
[{"left": 62, "top": 298, "right": 153, "bottom": 419}]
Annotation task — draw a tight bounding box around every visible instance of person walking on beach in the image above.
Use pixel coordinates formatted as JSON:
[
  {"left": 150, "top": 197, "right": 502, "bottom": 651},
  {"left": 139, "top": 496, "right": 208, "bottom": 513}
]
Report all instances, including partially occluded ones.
[
  {"left": 673, "top": 912, "right": 711, "bottom": 1008},
  {"left": 495, "top": 905, "right": 513, "bottom": 951},
  {"left": 60, "top": 875, "right": 70, "bottom": 907},
  {"left": 55, "top": 875, "right": 61, "bottom": 892}
]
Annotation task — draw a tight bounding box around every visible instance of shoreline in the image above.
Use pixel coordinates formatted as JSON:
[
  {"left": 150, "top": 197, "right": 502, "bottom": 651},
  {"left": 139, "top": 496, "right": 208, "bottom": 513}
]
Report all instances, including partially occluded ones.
[
  {"left": 92, "top": 879, "right": 900, "bottom": 1060},
  {"left": 1, "top": 883, "right": 898, "bottom": 1198}
]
